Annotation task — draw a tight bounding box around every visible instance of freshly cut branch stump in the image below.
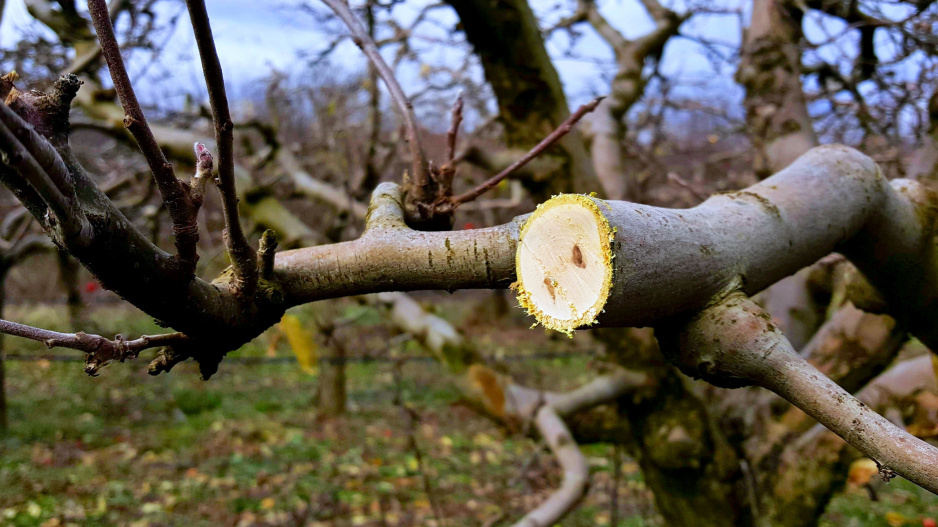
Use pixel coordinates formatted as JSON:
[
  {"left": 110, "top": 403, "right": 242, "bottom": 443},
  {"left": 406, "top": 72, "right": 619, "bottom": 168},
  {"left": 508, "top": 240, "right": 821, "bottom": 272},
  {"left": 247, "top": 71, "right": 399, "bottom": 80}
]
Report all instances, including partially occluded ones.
[
  {"left": 515, "top": 195, "right": 614, "bottom": 333},
  {"left": 515, "top": 145, "right": 938, "bottom": 340}
]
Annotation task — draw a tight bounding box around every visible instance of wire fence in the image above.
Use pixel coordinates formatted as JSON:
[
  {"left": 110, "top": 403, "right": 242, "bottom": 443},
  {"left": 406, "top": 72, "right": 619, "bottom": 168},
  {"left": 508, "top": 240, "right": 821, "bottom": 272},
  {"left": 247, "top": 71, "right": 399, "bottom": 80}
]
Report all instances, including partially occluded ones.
[{"left": 2, "top": 350, "right": 587, "bottom": 365}]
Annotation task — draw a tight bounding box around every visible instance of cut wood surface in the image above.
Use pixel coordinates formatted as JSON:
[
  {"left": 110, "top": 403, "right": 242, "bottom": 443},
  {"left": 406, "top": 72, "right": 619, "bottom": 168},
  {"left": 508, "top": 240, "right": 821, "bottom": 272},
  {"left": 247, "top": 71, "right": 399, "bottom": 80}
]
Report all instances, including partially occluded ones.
[{"left": 515, "top": 195, "right": 613, "bottom": 332}]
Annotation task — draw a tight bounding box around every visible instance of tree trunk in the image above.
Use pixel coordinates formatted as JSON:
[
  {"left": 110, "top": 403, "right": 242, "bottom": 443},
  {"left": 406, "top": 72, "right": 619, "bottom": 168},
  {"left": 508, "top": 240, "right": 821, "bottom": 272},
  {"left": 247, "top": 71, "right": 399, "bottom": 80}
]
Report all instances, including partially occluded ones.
[
  {"left": 736, "top": 0, "right": 817, "bottom": 179},
  {"left": 631, "top": 378, "right": 752, "bottom": 526},
  {"left": 445, "top": 0, "right": 603, "bottom": 200},
  {"left": 909, "top": 90, "right": 938, "bottom": 181}
]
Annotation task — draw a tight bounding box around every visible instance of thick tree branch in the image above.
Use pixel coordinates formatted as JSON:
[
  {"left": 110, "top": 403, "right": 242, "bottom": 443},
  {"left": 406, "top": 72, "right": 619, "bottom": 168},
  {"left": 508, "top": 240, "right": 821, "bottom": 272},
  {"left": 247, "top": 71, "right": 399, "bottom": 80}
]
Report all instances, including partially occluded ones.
[
  {"left": 514, "top": 146, "right": 938, "bottom": 352},
  {"left": 0, "top": 111, "right": 78, "bottom": 230},
  {"left": 274, "top": 183, "right": 525, "bottom": 304},
  {"left": 185, "top": 0, "right": 258, "bottom": 298}
]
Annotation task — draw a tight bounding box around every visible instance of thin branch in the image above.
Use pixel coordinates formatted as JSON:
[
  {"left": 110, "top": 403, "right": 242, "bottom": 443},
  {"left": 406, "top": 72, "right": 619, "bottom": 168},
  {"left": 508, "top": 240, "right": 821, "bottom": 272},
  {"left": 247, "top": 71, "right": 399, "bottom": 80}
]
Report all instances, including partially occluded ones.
[
  {"left": 667, "top": 172, "right": 708, "bottom": 201},
  {"left": 319, "top": 0, "right": 428, "bottom": 189},
  {"left": 87, "top": 0, "right": 200, "bottom": 273},
  {"left": 185, "top": 0, "right": 258, "bottom": 298},
  {"left": 0, "top": 318, "right": 187, "bottom": 376},
  {"left": 665, "top": 291, "right": 938, "bottom": 494},
  {"left": 443, "top": 97, "right": 603, "bottom": 211}
]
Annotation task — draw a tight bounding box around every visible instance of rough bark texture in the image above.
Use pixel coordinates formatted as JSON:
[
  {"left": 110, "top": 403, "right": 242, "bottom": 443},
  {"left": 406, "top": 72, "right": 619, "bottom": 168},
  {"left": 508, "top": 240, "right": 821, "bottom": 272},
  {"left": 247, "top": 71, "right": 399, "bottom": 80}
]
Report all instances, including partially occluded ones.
[
  {"left": 445, "top": 0, "right": 603, "bottom": 200},
  {"left": 625, "top": 372, "right": 751, "bottom": 527}
]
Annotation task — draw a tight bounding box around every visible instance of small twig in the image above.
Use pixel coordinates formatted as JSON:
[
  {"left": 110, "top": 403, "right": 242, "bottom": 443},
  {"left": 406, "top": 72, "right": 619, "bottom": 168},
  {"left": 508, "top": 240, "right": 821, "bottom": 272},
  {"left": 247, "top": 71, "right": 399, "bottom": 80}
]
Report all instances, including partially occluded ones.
[
  {"left": 257, "top": 229, "right": 278, "bottom": 280},
  {"left": 320, "top": 0, "right": 428, "bottom": 189},
  {"left": 0, "top": 318, "right": 187, "bottom": 376},
  {"left": 88, "top": 0, "right": 200, "bottom": 272},
  {"left": 443, "top": 97, "right": 603, "bottom": 211},
  {"left": 445, "top": 93, "right": 464, "bottom": 164},
  {"left": 667, "top": 172, "right": 708, "bottom": 201},
  {"left": 185, "top": 0, "right": 258, "bottom": 298},
  {"left": 189, "top": 142, "right": 214, "bottom": 204}
]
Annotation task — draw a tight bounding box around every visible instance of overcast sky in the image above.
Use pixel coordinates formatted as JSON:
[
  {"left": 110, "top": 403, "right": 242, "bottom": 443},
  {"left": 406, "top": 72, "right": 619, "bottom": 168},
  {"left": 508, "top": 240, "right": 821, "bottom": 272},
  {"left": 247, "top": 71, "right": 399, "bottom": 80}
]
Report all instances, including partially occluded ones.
[{"left": 0, "top": 0, "right": 748, "bottom": 113}]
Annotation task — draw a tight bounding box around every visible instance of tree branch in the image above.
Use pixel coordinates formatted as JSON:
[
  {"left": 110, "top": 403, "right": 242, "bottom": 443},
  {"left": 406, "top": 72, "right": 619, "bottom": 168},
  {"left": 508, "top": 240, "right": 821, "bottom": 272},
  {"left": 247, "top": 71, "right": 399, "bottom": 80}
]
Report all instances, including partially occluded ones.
[
  {"left": 87, "top": 0, "right": 201, "bottom": 274},
  {"left": 185, "top": 0, "right": 258, "bottom": 298},
  {"left": 274, "top": 182, "right": 525, "bottom": 304},
  {"left": 513, "top": 405, "right": 588, "bottom": 527},
  {"left": 319, "top": 0, "right": 428, "bottom": 195},
  {"left": 440, "top": 97, "right": 603, "bottom": 211},
  {"left": 514, "top": 145, "right": 938, "bottom": 351},
  {"left": 0, "top": 318, "right": 188, "bottom": 376},
  {"left": 663, "top": 291, "right": 938, "bottom": 494},
  {"left": 0, "top": 110, "right": 77, "bottom": 230}
]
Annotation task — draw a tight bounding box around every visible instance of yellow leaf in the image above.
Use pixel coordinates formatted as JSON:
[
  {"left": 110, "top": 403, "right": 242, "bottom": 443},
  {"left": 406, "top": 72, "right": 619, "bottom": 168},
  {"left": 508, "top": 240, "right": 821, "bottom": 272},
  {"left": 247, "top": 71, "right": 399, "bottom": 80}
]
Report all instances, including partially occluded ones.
[
  {"left": 279, "top": 315, "right": 318, "bottom": 374},
  {"left": 847, "top": 458, "right": 878, "bottom": 487},
  {"left": 885, "top": 511, "right": 906, "bottom": 527},
  {"left": 260, "top": 497, "right": 275, "bottom": 510}
]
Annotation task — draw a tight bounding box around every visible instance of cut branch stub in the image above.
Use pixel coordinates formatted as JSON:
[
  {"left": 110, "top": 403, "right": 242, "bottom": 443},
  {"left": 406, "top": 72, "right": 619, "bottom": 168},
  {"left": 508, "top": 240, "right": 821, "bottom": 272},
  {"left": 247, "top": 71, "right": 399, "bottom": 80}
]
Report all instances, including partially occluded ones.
[
  {"left": 514, "top": 145, "right": 938, "bottom": 343},
  {"left": 515, "top": 195, "right": 614, "bottom": 333}
]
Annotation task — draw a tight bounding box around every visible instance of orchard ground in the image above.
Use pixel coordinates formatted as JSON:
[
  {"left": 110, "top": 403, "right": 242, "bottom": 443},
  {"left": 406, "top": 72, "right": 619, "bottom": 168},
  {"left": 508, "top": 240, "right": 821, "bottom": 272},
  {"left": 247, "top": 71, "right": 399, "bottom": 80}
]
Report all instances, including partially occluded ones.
[{"left": 0, "top": 299, "right": 936, "bottom": 527}]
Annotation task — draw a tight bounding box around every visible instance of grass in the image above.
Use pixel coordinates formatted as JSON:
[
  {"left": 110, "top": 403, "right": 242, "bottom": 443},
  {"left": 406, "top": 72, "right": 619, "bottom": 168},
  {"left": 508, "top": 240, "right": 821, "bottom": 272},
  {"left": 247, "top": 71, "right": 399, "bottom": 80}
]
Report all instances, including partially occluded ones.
[{"left": 0, "top": 302, "right": 935, "bottom": 526}]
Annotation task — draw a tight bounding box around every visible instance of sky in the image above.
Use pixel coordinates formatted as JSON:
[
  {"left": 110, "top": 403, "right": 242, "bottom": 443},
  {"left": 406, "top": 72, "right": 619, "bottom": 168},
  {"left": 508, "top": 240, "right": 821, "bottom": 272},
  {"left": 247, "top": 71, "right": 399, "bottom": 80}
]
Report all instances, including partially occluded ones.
[{"left": 4, "top": 0, "right": 925, "bottom": 141}]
